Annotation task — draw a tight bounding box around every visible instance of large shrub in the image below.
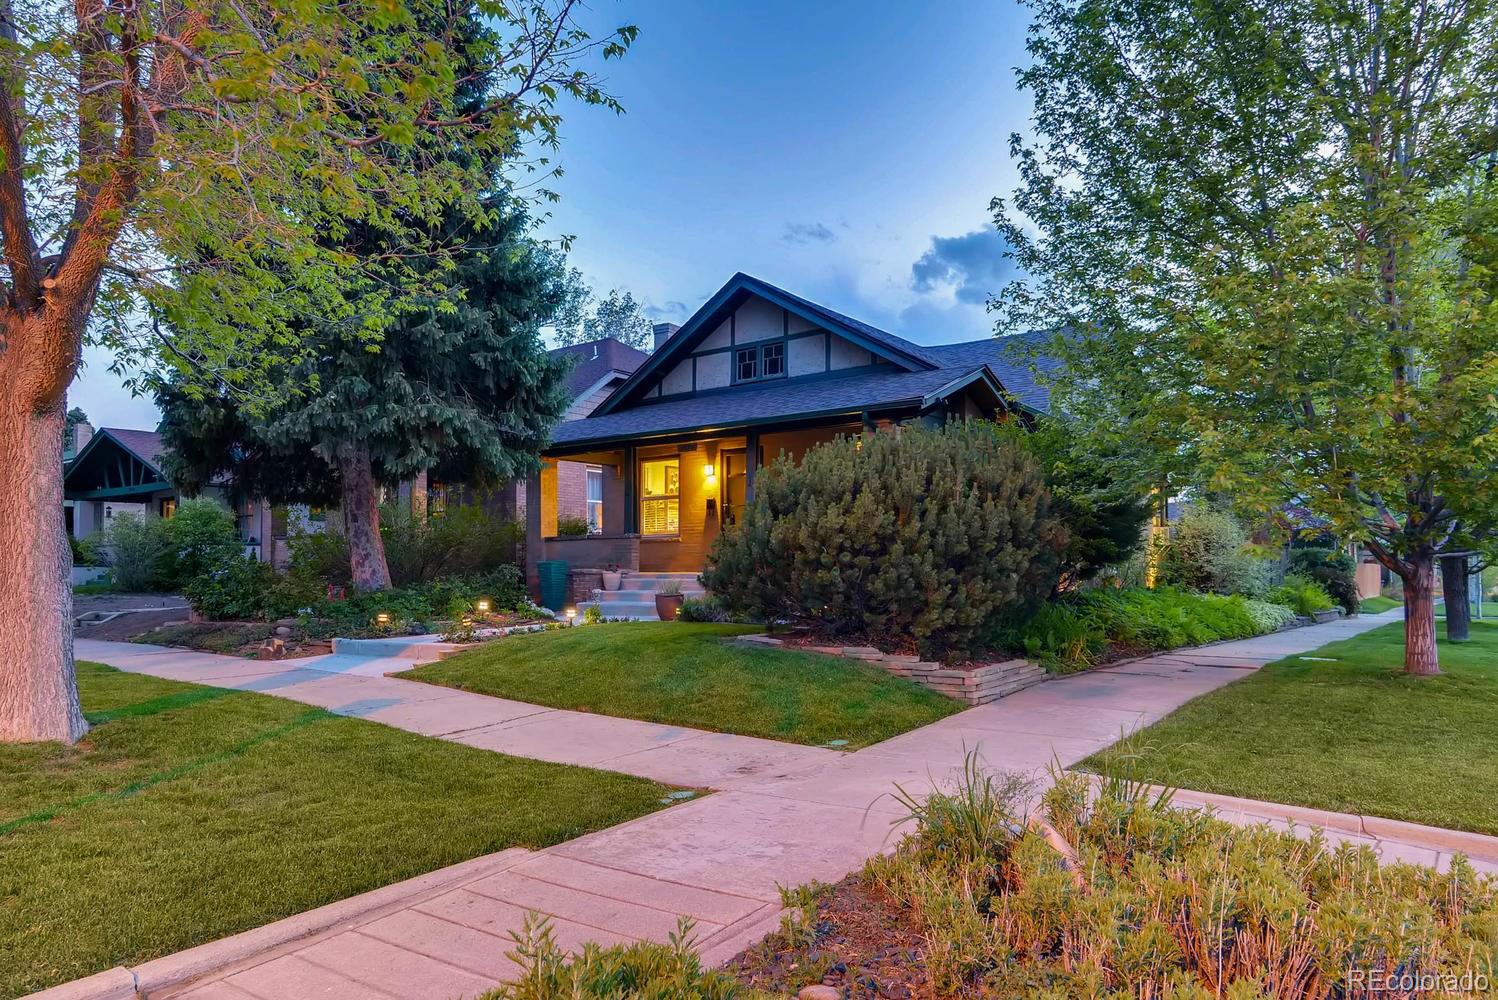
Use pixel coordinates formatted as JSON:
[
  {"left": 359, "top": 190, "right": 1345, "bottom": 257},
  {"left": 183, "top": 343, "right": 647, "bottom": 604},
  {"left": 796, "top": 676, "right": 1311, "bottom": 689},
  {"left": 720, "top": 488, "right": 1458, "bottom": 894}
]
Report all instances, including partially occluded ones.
[
  {"left": 1288, "top": 546, "right": 1360, "bottom": 616},
  {"left": 1159, "top": 505, "right": 1271, "bottom": 597},
  {"left": 702, "top": 422, "right": 1065, "bottom": 660},
  {"left": 289, "top": 503, "right": 522, "bottom": 587},
  {"left": 162, "top": 498, "right": 243, "bottom": 589},
  {"left": 1270, "top": 572, "right": 1337, "bottom": 616},
  {"left": 99, "top": 512, "right": 171, "bottom": 591}
]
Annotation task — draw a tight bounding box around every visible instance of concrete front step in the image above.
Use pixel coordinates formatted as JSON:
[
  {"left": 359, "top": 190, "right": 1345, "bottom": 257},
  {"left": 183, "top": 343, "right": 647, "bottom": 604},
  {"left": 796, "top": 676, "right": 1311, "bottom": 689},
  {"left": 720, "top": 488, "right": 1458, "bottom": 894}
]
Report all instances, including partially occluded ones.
[
  {"left": 595, "top": 588, "right": 707, "bottom": 601},
  {"left": 579, "top": 600, "right": 664, "bottom": 621}
]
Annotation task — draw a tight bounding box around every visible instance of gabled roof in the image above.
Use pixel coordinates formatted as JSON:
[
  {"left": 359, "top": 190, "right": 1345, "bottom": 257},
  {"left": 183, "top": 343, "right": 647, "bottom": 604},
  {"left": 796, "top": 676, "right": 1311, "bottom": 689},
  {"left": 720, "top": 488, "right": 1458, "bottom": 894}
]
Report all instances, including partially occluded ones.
[
  {"left": 67, "top": 427, "right": 167, "bottom": 477},
  {"left": 593, "top": 273, "right": 943, "bottom": 417},
  {"left": 549, "top": 337, "right": 649, "bottom": 398},
  {"left": 62, "top": 427, "right": 172, "bottom": 498}
]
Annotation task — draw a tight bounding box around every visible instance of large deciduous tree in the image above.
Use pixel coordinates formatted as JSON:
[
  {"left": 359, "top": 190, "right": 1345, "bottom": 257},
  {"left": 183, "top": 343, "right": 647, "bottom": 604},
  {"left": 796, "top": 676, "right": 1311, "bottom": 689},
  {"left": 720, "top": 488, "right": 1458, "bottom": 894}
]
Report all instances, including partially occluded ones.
[
  {"left": 156, "top": 203, "right": 576, "bottom": 589},
  {"left": 996, "top": 0, "right": 1498, "bottom": 674},
  {"left": 0, "top": 0, "right": 632, "bottom": 742}
]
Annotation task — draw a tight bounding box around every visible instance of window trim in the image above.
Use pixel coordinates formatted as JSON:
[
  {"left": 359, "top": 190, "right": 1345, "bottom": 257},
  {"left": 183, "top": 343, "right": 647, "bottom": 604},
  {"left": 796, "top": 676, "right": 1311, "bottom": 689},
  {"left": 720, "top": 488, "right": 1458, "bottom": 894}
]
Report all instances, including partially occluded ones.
[
  {"left": 585, "top": 466, "right": 604, "bottom": 534},
  {"left": 732, "top": 340, "right": 789, "bottom": 385},
  {"left": 639, "top": 458, "right": 680, "bottom": 537}
]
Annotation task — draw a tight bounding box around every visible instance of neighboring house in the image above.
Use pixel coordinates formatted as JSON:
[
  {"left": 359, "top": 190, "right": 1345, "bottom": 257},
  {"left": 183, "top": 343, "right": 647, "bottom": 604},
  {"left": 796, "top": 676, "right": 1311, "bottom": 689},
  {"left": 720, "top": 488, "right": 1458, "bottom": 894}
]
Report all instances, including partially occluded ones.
[
  {"left": 62, "top": 426, "right": 271, "bottom": 559},
  {"left": 524, "top": 273, "right": 1055, "bottom": 587}
]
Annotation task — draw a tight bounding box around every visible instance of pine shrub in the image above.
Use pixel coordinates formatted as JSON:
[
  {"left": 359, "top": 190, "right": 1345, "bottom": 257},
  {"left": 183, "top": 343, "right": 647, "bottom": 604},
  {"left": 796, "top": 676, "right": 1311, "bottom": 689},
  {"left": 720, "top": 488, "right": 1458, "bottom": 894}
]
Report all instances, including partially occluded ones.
[{"left": 702, "top": 423, "right": 1065, "bottom": 660}]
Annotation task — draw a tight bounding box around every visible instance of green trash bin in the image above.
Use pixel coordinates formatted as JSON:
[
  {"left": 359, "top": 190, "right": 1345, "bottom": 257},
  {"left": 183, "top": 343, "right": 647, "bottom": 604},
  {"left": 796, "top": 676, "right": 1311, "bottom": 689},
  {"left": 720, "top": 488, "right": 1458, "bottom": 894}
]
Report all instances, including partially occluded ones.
[{"left": 537, "top": 560, "right": 569, "bottom": 613}]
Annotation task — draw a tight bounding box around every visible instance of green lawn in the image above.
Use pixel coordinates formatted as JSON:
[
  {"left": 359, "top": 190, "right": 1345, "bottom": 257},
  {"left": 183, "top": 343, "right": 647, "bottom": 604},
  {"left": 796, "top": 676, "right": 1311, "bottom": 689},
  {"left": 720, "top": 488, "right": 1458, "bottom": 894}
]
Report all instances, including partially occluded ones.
[
  {"left": 397, "top": 622, "right": 962, "bottom": 748},
  {"left": 1083, "top": 621, "right": 1498, "bottom": 834},
  {"left": 1359, "top": 595, "right": 1400, "bottom": 614},
  {"left": 1, "top": 662, "right": 677, "bottom": 998}
]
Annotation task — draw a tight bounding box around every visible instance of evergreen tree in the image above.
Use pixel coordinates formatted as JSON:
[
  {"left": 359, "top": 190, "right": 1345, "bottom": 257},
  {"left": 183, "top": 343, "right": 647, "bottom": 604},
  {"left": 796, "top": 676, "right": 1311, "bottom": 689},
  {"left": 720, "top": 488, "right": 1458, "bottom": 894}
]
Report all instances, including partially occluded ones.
[{"left": 157, "top": 205, "right": 574, "bottom": 589}]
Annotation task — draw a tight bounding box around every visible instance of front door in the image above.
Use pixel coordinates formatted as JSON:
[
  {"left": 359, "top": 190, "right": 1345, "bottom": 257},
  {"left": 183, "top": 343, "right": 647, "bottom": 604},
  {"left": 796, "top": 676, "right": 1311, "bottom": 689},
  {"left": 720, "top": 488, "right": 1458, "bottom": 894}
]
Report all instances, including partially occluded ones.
[{"left": 721, "top": 450, "right": 747, "bottom": 527}]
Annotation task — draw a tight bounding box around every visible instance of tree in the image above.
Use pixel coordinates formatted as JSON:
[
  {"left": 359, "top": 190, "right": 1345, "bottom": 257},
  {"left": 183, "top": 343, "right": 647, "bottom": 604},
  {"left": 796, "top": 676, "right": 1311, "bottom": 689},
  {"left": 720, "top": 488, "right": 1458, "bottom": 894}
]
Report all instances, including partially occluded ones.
[
  {"left": 549, "top": 276, "right": 654, "bottom": 349},
  {"left": 0, "top": 0, "right": 633, "bottom": 743},
  {"left": 157, "top": 204, "right": 576, "bottom": 589},
  {"left": 995, "top": 0, "right": 1498, "bottom": 675},
  {"left": 995, "top": 421, "right": 1152, "bottom": 590}
]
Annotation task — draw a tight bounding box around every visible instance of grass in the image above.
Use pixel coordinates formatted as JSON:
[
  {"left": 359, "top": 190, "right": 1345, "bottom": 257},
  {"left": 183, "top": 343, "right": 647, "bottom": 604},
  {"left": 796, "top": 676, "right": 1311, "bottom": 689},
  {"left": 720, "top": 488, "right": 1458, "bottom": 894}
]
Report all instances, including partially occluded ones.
[
  {"left": 1437, "top": 600, "right": 1498, "bottom": 618},
  {"left": 1359, "top": 594, "right": 1400, "bottom": 613},
  {"left": 396, "top": 622, "right": 962, "bottom": 748},
  {"left": 1, "top": 662, "right": 678, "bottom": 998},
  {"left": 1083, "top": 620, "right": 1498, "bottom": 834}
]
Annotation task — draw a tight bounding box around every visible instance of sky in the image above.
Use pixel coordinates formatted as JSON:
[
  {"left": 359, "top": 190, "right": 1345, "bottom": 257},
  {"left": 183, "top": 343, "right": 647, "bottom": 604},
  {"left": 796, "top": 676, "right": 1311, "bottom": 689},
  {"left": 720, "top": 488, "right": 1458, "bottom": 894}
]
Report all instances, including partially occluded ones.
[{"left": 69, "top": 0, "right": 1037, "bottom": 429}]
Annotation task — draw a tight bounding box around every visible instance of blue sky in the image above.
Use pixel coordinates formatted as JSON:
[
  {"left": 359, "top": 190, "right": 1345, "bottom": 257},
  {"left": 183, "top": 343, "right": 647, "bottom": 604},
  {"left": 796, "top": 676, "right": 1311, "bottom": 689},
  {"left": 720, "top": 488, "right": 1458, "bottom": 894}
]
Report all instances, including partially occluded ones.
[{"left": 71, "top": 0, "right": 1036, "bottom": 428}]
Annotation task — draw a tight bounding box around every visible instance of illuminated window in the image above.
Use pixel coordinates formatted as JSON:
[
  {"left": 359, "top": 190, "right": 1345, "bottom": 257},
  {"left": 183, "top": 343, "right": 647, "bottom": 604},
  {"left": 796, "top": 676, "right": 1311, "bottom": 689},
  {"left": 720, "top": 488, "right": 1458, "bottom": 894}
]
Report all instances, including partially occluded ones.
[
  {"left": 640, "top": 458, "right": 679, "bottom": 536},
  {"left": 159, "top": 498, "right": 178, "bottom": 519},
  {"left": 586, "top": 467, "right": 604, "bottom": 533}
]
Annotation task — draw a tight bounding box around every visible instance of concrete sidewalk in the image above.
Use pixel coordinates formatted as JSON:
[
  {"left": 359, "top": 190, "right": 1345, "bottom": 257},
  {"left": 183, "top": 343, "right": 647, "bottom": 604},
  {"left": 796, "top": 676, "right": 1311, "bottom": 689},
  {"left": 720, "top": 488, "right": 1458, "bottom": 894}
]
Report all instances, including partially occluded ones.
[
  {"left": 75, "top": 639, "right": 836, "bottom": 789},
  {"left": 58, "top": 611, "right": 1468, "bottom": 1000}
]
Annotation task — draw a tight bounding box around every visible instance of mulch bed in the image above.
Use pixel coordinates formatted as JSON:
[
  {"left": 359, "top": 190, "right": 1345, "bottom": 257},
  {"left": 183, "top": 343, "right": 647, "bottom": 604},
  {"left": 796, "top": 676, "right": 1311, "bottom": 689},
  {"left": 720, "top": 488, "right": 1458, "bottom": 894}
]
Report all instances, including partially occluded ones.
[{"left": 725, "top": 872, "right": 932, "bottom": 1000}]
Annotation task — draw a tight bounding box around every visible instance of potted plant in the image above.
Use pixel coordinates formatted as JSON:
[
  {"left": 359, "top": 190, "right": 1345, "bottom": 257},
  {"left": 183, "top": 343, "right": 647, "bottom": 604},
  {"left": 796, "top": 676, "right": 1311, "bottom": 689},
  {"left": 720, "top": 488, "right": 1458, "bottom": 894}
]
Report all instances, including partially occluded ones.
[
  {"left": 654, "top": 580, "right": 684, "bottom": 621},
  {"left": 601, "top": 564, "right": 623, "bottom": 591}
]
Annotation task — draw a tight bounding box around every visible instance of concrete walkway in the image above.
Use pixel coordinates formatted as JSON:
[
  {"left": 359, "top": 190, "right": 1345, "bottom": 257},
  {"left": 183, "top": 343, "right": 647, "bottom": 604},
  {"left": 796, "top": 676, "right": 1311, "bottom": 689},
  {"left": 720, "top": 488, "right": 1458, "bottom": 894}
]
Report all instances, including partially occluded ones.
[
  {"left": 74, "top": 640, "right": 836, "bottom": 788},
  {"left": 59, "top": 610, "right": 1474, "bottom": 1000}
]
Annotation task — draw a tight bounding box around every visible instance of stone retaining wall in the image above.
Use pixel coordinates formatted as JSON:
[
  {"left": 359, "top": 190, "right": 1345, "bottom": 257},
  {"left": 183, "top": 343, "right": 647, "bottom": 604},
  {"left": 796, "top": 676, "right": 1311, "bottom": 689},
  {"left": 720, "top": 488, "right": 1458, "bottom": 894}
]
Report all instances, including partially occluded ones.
[{"left": 736, "top": 635, "right": 1048, "bottom": 706}]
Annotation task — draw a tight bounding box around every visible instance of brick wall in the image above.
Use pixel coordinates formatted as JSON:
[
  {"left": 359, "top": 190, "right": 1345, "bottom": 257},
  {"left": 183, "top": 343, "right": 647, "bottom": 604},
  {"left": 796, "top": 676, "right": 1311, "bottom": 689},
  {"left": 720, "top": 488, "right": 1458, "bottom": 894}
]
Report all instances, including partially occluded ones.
[{"left": 555, "top": 460, "right": 590, "bottom": 523}]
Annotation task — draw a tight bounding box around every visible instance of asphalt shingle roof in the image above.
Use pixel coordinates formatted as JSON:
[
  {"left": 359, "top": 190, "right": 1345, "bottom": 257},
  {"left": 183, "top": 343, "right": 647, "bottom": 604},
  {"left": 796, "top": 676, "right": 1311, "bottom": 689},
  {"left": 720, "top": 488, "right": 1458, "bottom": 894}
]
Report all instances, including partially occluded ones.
[
  {"left": 549, "top": 332, "right": 1057, "bottom": 448},
  {"left": 550, "top": 338, "right": 648, "bottom": 397},
  {"left": 100, "top": 428, "right": 168, "bottom": 471}
]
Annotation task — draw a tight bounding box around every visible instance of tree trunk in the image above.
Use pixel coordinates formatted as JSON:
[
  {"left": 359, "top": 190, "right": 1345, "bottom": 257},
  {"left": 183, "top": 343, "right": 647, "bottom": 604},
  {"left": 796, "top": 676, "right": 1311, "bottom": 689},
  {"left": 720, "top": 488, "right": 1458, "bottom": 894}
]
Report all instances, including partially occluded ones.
[
  {"left": 338, "top": 442, "right": 392, "bottom": 590},
  {"left": 1439, "top": 554, "right": 1470, "bottom": 643},
  {"left": 0, "top": 396, "right": 89, "bottom": 743},
  {"left": 1401, "top": 557, "right": 1441, "bottom": 676}
]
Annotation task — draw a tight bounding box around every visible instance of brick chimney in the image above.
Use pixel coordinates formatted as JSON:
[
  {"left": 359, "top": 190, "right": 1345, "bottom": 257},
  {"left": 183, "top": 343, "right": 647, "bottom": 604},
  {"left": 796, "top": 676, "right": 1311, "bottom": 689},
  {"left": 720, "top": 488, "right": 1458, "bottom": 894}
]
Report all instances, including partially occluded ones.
[
  {"left": 72, "top": 422, "right": 93, "bottom": 455},
  {"left": 651, "top": 323, "right": 680, "bottom": 352}
]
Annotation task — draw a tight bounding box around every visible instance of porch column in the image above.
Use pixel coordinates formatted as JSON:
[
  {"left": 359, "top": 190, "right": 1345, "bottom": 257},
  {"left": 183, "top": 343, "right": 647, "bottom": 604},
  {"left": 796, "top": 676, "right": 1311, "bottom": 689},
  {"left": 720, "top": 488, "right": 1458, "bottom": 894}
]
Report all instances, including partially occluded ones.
[
  {"left": 622, "top": 446, "right": 638, "bottom": 534},
  {"left": 524, "top": 467, "right": 543, "bottom": 596},
  {"left": 744, "top": 431, "right": 759, "bottom": 504}
]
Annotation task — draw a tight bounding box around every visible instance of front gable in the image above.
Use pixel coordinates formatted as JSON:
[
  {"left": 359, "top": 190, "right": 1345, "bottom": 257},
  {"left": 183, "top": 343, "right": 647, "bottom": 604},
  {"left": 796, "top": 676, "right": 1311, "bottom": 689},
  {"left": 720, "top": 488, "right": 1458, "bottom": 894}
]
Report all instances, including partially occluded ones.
[
  {"left": 63, "top": 430, "right": 169, "bottom": 499},
  {"left": 593, "top": 274, "right": 939, "bottom": 416}
]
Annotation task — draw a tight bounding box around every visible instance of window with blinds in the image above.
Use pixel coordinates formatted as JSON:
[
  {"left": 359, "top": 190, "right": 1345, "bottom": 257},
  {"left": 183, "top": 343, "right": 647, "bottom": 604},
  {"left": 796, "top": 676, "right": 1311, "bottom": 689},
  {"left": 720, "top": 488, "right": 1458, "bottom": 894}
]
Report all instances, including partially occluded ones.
[{"left": 640, "top": 458, "right": 679, "bottom": 536}]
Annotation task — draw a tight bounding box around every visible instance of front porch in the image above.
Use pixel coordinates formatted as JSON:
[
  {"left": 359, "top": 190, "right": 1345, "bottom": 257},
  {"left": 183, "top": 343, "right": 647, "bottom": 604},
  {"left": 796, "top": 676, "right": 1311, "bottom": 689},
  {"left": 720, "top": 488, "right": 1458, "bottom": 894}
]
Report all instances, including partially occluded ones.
[{"left": 524, "top": 421, "right": 868, "bottom": 597}]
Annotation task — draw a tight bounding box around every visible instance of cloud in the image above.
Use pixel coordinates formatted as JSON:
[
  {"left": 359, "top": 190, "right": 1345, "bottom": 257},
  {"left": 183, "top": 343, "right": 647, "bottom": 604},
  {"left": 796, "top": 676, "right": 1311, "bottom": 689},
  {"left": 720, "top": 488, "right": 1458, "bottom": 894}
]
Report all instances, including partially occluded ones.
[
  {"left": 910, "top": 228, "right": 1016, "bottom": 305},
  {"left": 781, "top": 222, "right": 837, "bottom": 245},
  {"left": 643, "top": 300, "right": 689, "bottom": 321}
]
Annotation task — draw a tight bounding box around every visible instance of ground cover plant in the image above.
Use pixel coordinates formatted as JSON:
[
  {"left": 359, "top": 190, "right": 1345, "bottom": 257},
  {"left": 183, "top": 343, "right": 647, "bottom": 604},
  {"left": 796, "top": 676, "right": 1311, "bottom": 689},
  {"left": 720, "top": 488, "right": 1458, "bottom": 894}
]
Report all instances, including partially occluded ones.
[
  {"left": 1269, "top": 572, "right": 1338, "bottom": 617},
  {"left": 131, "top": 622, "right": 333, "bottom": 659},
  {"left": 397, "top": 622, "right": 961, "bottom": 748},
  {"left": 992, "top": 586, "right": 1291, "bottom": 671},
  {"left": 748, "top": 768, "right": 1497, "bottom": 998},
  {"left": 0, "top": 662, "right": 677, "bottom": 997},
  {"left": 1083, "top": 621, "right": 1498, "bottom": 834},
  {"left": 703, "top": 422, "right": 1065, "bottom": 661}
]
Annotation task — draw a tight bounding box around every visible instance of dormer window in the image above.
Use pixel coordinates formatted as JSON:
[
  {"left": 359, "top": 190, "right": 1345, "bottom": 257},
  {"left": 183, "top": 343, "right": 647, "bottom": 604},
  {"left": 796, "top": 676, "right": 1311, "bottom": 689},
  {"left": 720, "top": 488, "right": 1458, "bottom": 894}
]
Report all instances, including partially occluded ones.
[{"left": 734, "top": 342, "right": 786, "bottom": 383}]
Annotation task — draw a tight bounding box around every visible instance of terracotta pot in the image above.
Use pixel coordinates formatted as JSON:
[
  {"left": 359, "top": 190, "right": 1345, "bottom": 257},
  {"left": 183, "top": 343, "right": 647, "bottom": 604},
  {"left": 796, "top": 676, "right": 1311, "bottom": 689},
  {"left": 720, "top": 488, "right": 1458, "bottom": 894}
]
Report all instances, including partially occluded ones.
[
  {"left": 654, "top": 593, "right": 685, "bottom": 621},
  {"left": 601, "top": 570, "right": 623, "bottom": 591}
]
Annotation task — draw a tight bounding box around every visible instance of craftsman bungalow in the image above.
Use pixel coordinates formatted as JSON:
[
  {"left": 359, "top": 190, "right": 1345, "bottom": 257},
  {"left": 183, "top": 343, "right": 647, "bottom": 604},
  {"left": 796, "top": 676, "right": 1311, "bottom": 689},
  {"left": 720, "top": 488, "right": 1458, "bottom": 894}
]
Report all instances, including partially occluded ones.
[{"left": 524, "top": 273, "right": 1056, "bottom": 586}]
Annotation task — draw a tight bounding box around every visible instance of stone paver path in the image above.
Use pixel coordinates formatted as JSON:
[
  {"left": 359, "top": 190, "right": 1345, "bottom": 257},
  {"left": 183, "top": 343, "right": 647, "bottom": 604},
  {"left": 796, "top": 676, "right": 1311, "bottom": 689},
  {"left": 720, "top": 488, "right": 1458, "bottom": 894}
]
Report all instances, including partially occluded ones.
[{"left": 61, "top": 611, "right": 1470, "bottom": 1000}]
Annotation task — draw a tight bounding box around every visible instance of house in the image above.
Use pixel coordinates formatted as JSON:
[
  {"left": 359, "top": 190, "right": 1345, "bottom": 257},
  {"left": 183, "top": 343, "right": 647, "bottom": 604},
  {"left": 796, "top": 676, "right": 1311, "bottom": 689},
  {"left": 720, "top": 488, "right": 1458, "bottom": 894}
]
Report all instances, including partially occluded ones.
[
  {"left": 65, "top": 338, "right": 650, "bottom": 567},
  {"left": 63, "top": 425, "right": 275, "bottom": 557},
  {"left": 523, "top": 273, "right": 1056, "bottom": 592}
]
